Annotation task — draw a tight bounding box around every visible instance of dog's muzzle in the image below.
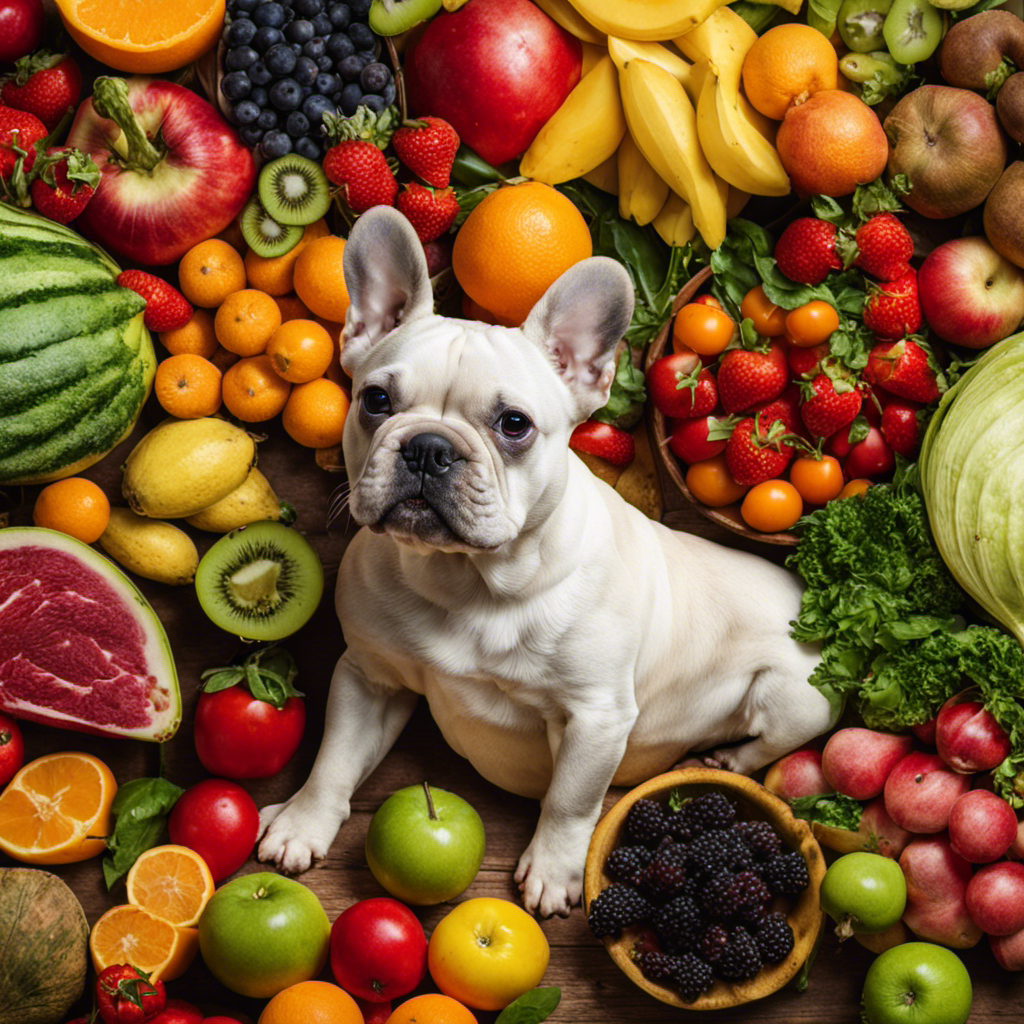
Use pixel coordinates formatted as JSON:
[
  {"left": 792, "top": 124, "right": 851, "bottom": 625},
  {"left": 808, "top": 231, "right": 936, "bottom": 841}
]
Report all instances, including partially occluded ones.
[{"left": 402, "top": 432, "right": 458, "bottom": 478}]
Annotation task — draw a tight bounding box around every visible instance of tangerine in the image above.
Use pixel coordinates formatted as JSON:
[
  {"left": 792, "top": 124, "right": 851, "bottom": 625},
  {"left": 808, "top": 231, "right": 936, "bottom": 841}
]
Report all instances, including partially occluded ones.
[
  {"left": 385, "top": 993, "right": 479, "bottom": 1024},
  {"left": 281, "top": 378, "right": 350, "bottom": 448},
  {"left": 741, "top": 23, "right": 839, "bottom": 120},
  {"left": 214, "top": 288, "right": 282, "bottom": 357},
  {"left": 153, "top": 353, "right": 223, "bottom": 418},
  {"left": 178, "top": 238, "right": 247, "bottom": 308},
  {"left": 221, "top": 354, "right": 292, "bottom": 422},
  {"left": 266, "top": 319, "right": 335, "bottom": 383},
  {"left": 245, "top": 219, "right": 329, "bottom": 297},
  {"left": 293, "top": 235, "right": 351, "bottom": 323},
  {"left": 257, "top": 981, "right": 363, "bottom": 1024},
  {"left": 159, "top": 308, "right": 219, "bottom": 359},
  {"left": 33, "top": 477, "right": 111, "bottom": 544}
]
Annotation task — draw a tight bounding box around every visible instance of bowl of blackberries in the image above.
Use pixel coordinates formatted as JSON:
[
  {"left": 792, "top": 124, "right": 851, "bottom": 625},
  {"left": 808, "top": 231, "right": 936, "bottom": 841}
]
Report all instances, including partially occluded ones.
[{"left": 583, "top": 767, "right": 826, "bottom": 1010}]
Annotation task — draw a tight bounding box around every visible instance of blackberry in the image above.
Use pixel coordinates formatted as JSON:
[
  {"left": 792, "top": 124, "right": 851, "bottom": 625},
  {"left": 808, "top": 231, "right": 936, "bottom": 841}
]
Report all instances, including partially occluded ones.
[
  {"left": 731, "top": 870, "right": 773, "bottom": 926},
  {"left": 701, "top": 872, "right": 742, "bottom": 921},
  {"left": 605, "top": 844, "right": 652, "bottom": 888},
  {"left": 634, "top": 949, "right": 680, "bottom": 983},
  {"left": 734, "top": 819, "right": 783, "bottom": 861},
  {"left": 640, "top": 839, "right": 689, "bottom": 903},
  {"left": 588, "top": 884, "right": 653, "bottom": 940},
  {"left": 686, "top": 828, "right": 753, "bottom": 879},
  {"left": 697, "top": 923, "right": 730, "bottom": 964},
  {"left": 652, "top": 896, "right": 702, "bottom": 953},
  {"left": 716, "top": 926, "right": 762, "bottom": 982},
  {"left": 681, "top": 791, "right": 737, "bottom": 833},
  {"left": 671, "top": 952, "right": 715, "bottom": 1003},
  {"left": 755, "top": 911, "right": 795, "bottom": 964},
  {"left": 624, "top": 798, "right": 671, "bottom": 847},
  {"left": 762, "top": 851, "right": 810, "bottom": 896}
]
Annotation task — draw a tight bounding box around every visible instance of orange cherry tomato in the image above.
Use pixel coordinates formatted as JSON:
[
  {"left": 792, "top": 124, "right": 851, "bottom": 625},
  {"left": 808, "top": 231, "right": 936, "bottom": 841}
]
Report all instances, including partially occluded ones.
[
  {"left": 839, "top": 478, "right": 872, "bottom": 499},
  {"left": 789, "top": 454, "right": 845, "bottom": 506},
  {"left": 740, "top": 479, "right": 804, "bottom": 533},
  {"left": 785, "top": 300, "right": 840, "bottom": 347},
  {"left": 685, "top": 454, "right": 748, "bottom": 507},
  {"left": 740, "top": 285, "right": 787, "bottom": 337},
  {"left": 693, "top": 294, "right": 723, "bottom": 309},
  {"left": 672, "top": 303, "right": 737, "bottom": 357}
]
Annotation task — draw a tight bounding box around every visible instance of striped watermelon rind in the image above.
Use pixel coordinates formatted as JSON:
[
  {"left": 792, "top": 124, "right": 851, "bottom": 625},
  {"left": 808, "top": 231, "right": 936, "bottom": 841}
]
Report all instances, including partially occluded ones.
[{"left": 0, "top": 204, "right": 156, "bottom": 485}]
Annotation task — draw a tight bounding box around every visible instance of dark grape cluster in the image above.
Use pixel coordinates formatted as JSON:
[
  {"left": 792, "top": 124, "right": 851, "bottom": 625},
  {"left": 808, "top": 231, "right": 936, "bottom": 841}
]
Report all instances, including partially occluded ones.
[
  {"left": 220, "top": 0, "right": 396, "bottom": 161},
  {"left": 587, "top": 790, "right": 804, "bottom": 1003}
]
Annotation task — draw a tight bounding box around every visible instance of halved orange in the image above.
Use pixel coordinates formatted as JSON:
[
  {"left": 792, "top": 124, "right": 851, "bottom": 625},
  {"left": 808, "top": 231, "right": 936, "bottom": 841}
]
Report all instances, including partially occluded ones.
[
  {"left": 53, "top": 0, "right": 225, "bottom": 74},
  {"left": 126, "top": 844, "right": 216, "bottom": 928},
  {"left": 90, "top": 904, "right": 200, "bottom": 981},
  {"left": 0, "top": 752, "right": 116, "bottom": 865}
]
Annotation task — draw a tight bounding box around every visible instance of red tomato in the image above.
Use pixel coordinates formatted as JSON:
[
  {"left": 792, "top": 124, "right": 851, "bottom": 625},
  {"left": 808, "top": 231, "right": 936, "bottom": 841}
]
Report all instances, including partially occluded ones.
[
  {"left": 668, "top": 415, "right": 727, "bottom": 465},
  {"left": 692, "top": 293, "right": 722, "bottom": 309},
  {"left": 0, "top": 713, "right": 24, "bottom": 787},
  {"left": 0, "top": 0, "right": 45, "bottom": 62},
  {"left": 330, "top": 898, "right": 428, "bottom": 1003},
  {"left": 843, "top": 426, "right": 895, "bottom": 480},
  {"left": 145, "top": 999, "right": 204, "bottom": 1024},
  {"left": 646, "top": 352, "right": 717, "bottom": 419},
  {"left": 194, "top": 685, "right": 305, "bottom": 780},
  {"left": 95, "top": 964, "right": 166, "bottom": 1024},
  {"left": 167, "top": 779, "right": 260, "bottom": 882}
]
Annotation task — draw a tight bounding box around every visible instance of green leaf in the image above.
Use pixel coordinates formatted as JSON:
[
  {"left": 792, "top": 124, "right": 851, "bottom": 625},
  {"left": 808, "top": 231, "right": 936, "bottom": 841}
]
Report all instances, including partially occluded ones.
[
  {"left": 102, "top": 776, "right": 184, "bottom": 889},
  {"left": 593, "top": 347, "right": 647, "bottom": 429},
  {"left": 201, "top": 644, "right": 303, "bottom": 709},
  {"left": 495, "top": 987, "right": 562, "bottom": 1024},
  {"left": 789, "top": 792, "right": 863, "bottom": 831}
]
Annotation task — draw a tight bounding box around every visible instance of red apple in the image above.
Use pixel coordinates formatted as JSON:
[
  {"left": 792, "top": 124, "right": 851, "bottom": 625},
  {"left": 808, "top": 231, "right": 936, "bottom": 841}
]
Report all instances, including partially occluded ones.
[
  {"left": 947, "top": 790, "right": 1019, "bottom": 863},
  {"left": 66, "top": 75, "right": 256, "bottom": 265},
  {"left": 404, "top": 0, "right": 582, "bottom": 166},
  {"left": 883, "top": 751, "right": 971, "bottom": 833},
  {"left": 821, "top": 728, "right": 915, "bottom": 801},
  {"left": 911, "top": 716, "right": 938, "bottom": 746},
  {"left": 966, "top": 861, "right": 1024, "bottom": 935},
  {"left": 1007, "top": 819, "right": 1024, "bottom": 862},
  {"left": 918, "top": 236, "right": 1024, "bottom": 349},
  {"left": 935, "top": 699, "right": 1012, "bottom": 774},
  {"left": 991, "top": 926, "right": 1024, "bottom": 970},
  {"left": 764, "top": 746, "right": 833, "bottom": 801}
]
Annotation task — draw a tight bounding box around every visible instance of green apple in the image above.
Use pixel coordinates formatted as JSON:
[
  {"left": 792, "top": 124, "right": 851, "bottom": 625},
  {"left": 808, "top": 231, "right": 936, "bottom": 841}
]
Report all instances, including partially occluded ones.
[
  {"left": 821, "top": 851, "right": 907, "bottom": 940},
  {"left": 365, "top": 782, "right": 486, "bottom": 905},
  {"left": 862, "top": 941, "right": 973, "bottom": 1024},
  {"left": 198, "top": 871, "right": 331, "bottom": 999}
]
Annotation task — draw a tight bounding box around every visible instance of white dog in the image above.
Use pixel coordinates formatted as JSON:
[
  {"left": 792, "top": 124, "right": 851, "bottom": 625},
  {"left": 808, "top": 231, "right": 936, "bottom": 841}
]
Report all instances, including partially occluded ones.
[{"left": 257, "top": 206, "right": 833, "bottom": 917}]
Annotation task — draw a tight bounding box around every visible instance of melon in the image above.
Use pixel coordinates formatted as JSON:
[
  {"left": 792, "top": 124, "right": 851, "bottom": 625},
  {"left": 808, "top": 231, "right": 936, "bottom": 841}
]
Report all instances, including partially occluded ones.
[
  {"left": 0, "top": 528, "right": 181, "bottom": 741},
  {"left": 0, "top": 867, "right": 89, "bottom": 1024},
  {"left": 0, "top": 202, "right": 156, "bottom": 485}
]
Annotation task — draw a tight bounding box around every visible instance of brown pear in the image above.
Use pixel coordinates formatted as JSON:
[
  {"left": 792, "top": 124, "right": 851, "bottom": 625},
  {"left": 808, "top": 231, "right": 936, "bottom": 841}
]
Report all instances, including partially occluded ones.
[{"left": 984, "top": 161, "right": 1024, "bottom": 269}]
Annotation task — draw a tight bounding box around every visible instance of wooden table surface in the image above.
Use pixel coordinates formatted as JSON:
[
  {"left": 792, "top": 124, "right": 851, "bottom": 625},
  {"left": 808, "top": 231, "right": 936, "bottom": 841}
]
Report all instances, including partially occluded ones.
[{"left": 4, "top": 401, "right": 1023, "bottom": 1024}]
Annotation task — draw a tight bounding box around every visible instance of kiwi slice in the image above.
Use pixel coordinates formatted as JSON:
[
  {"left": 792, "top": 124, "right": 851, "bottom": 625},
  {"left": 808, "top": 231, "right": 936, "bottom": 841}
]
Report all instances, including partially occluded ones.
[
  {"left": 239, "top": 195, "right": 303, "bottom": 258},
  {"left": 195, "top": 520, "right": 324, "bottom": 641},
  {"left": 882, "top": 0, "right": 946, "bottom": 64},
  {"left": 368, "top": 0, "right": 443, "bottom": 36},
  {"left": 258, "top": 154, "right": 331, "bottom": 227}
]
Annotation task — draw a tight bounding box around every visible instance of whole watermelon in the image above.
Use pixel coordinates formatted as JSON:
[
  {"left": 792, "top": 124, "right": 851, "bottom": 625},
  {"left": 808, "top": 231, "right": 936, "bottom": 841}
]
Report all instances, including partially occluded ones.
[{"left": 0, "top": 203, "right": 155, "bottom": 485}]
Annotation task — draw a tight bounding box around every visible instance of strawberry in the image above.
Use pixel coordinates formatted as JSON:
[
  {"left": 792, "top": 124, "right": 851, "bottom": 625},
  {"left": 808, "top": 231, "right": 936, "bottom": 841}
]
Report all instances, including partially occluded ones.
[
  {"left": 322, "top": 140, "right": 398, "bottom": 213},
  {"left": 725, "top": 413, "right": 796, "bottom": 486},
  {"left": 863, "top": 338, "right": 942, "bottom": 403},
  {"left": 391, "top": 116, "right": 460, "bottom": 188},
  {"left": 773, "top": 218, "right": 842, "bottom": 285},
  {"left": 116, "top": 270, "right": 193, "bottom": 332},
  {"left": 668, "top": 414, "right": 734, "bottom": 465},
  {"left": 787, "top": 341, "right": 831, "bottom": 380},
  {"left": 754, "top": 385, "right": 803, "bottom": 435},
  {"left": 853, "top": 212, "right": 914, "bottom": 282},
  {"left": 880, "top": 398, "right": 922, "bottom": 457},
  {"left": 799, "top": 373, "right": 863, "bottom": 439},
  {"left": 1, "top": 50, "right": 81, "bottom": 131},
  {"left": 569, "top": 420, "right": 635, "bottom": 467},
  {"left": 0, "top": 105, "right": 46, "bottom": 181},
  {"left": 862, "top": 268, "right": 921, "bottom": 340},
  {"left": 715, "top": 342, "right": 788, "bottom": 414},
  {"left": 395, "top": 182, "right": 459, "bottom": 243},
  {"left": 28, "top": 147, "right": 99, "bottom": 223}
]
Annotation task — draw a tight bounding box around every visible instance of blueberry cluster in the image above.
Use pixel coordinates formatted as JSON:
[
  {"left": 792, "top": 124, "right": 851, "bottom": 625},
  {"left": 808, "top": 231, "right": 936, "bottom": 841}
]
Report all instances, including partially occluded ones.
[
  {"left": 220, "top": 0, "right": 396, "bottom": 161},
  {"left": 587, "top": 791, "right": 805, "bottom": 1003}
]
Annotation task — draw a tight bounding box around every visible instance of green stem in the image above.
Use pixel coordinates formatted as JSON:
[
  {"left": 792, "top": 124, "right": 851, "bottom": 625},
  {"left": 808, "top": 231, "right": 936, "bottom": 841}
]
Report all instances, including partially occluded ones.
[{"left": 91, "top": 76, "right": 164, "bottom": 173}]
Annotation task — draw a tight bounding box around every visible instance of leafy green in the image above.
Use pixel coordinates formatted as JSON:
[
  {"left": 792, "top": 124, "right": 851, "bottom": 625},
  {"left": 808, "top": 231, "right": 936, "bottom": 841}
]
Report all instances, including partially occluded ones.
[
  {"left": 860, "top": 61, "right": 918, "bottom": 107},
  {"left": 200, "top": 644, "right": 303, "bottom": 709},
  {"left": 495, "top": 987, "right": 561, "bottom": 1024},
  {"left": 102, "top": 777, "right": 184, "bottom": 889},
  {"left": 789, "top": 793, "right": 863, "bottom": 831},
  {"left": 592, "top": 347, "right": 647, "bottom": 429}
]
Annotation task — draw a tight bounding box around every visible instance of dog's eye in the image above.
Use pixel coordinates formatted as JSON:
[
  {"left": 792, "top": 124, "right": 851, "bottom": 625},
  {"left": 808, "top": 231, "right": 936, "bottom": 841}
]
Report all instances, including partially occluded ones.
[
  {"left": 497, "top": 410, "right": 532, "bottom": 439},
  {"left": 361, "top": 386, "right": 392, "bottom": 416}
]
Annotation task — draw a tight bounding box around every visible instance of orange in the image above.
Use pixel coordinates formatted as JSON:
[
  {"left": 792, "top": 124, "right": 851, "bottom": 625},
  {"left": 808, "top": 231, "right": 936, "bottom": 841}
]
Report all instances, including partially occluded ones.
[
  {"left": 257, "top": 980, "right": 363, "bottom": 1024},
  {"left": 53, "top": 0, "right": 225, "bottom": 74},
  {"left": 281, "top": 377, "right": 350, "bottom": 448},
  {"left": 222, "top": 354, "right": 292, "bottom": 422},
  {"left": 32, "top": 476, "right": 111, "bottom": 544},
  {"left": 210, "top": 346, "right": 240, "bottom": 373},
  {"left": 273, "top": 292, "right": 315, "bottom": 322},
  {"left": 321, "top": 321, "right": 348, "bottom": 387},
  {"left": 776, "top": 90, "right": 888, "bottom": 198},
  {"left": 125, "top": 844, "right": 215, "bottom": 928},
  {"left": 178, "top": 238, "right": 247, "bottom": 308},
  {"left": 266, "top": 319, "right": 335, "bottom": 383},
  {"left": 245, "top": 218, "right": 330, "bottom": 296},
  {"left": 741, "top": 23, "right": 839, "bottom": 120},
  {"left": 452, "top": 181, "right": 592, "bottom": 326},
  {"left": 0, "top": 752, "right": 116, "bottom": 864},
  {"left": 214, "top": 288, "right": 283, "bottom": 356},
  {"left": 386, "top": 994, "right": 479, "bottom": 1024},
  {"left": 293, "top": 235, "right": 351, "bottom": 323},
  {"left": 159, "top": 308, "right": 219, "bottom": 359},
  {"left": 154, "top": 353, "right": 223, "bottom": 418},
  {"left": 89, "top": 904, "right": 199, "bottom": 981},
  {"left": 740, "top": 478, "right": 804, "bottom": 532}
]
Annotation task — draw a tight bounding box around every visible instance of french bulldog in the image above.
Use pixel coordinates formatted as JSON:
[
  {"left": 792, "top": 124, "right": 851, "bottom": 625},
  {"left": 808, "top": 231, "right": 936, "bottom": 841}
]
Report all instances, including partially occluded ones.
[{"left": 257, "top": 205, "right": 833, "bottom": 917}]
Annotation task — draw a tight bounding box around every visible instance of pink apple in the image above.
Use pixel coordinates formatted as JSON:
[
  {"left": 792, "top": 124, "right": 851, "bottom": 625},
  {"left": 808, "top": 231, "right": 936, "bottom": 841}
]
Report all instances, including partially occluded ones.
[
  {"left": 404, "top": 0, "right": 582, "bottom": 166},
  {"left": 821, "top": 728, "right": 915, "bottom": 801},
  {"left": 764, "top": 747, "right": 833, "bottom": 801},
  {"left": 900, "top": 835, "right": 983, "bottom": 949},
  {"left": 935, "top": 698, "right": 1013, "bottom": 773},
  {"left": 1007, "top": 819, "right": 1024, "bottom": 861},
  {"left": 883, "top": 751, "right": 971, "bottom": 833},
  {"left": 966, "top": 861, "right": 1024, "bottom": 935},
  {"left": 918, "top": 236, "right": 1024, "bottom": 349},
  {"left": 991, "top": 926, "right": 1024, "bottom": 970},
  {"left": 947, "top": 790, "right": 1019, "bottom": 863}
]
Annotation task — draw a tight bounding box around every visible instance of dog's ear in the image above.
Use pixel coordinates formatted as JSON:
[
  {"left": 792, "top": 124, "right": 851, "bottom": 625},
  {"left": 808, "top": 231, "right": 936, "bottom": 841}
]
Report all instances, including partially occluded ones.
[
  {"left": 342, "top": 205, "right": 435, "bottom": 373},
  {"left": 520, "top": 256, "right": 635, "bottom": 420}
]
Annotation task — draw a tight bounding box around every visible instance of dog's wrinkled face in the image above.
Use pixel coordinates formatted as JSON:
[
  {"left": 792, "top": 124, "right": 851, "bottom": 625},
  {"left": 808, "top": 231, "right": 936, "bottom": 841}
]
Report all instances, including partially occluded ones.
[{"left": 339, "top": 206, "right": 635, "bottom": 554}]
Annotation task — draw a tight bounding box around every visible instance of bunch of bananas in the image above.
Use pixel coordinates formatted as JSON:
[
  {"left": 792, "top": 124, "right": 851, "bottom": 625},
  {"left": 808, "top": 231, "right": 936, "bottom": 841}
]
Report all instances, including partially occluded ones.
[{"left": 519, "top": 0, "right": 795, "bottom": 250}]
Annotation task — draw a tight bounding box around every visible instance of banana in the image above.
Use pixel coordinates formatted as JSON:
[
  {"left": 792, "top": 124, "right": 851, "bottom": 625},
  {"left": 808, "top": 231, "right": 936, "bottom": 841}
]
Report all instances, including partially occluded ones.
[
  {"left": 566, "top": 0, "right": 733, "bottom": 42},
  {"left": 652, "top": 190, "right": 696, "bottom": 248},
  {"left": 618, "top": 57, "right": 727, "bottom": 249},
  {"left": 617, "top": 133, "right": 670, "bottom": 225},
  {"left": 581, "top": 40, "right": 607, "bottom": 76},
  {"left": 607, "top": 36, "right": 695, "bottom": 91},
  {"left": 532, "top": 0, "right": 607, "bottom": 44},
  {"left": 673, "top": 5, "right": 757, "bottom": 74},
  {"left": 519, "top": 54, "right": 627, "bottom": 185},
  {"left": 581, "top": 152, "right": 619, "bottom": 194}
]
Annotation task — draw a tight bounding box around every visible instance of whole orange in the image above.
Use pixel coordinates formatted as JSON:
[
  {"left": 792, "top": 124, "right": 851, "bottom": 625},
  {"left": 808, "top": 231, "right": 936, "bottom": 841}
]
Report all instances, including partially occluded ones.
[
  {"left": 741, "top": 22, "right": 839, "bottom": 120},
  {"left": 257, "top": 980, "right": 363, "bottom": 1024}
]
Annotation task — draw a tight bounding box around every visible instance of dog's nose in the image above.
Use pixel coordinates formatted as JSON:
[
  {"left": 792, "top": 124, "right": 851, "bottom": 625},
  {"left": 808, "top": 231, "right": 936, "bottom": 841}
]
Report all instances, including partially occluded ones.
[{"left": 402, "top": 433, "right": 457, "bottom": 477}]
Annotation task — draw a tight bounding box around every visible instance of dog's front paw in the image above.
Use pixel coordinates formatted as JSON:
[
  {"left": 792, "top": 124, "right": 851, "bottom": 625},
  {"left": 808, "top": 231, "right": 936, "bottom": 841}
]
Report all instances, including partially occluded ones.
[
  {"left": 257, "top": 795, "right": 347, "bottom": 875},
  {"left": 514, "top": 840, "right": 583, "bottom": 919}
]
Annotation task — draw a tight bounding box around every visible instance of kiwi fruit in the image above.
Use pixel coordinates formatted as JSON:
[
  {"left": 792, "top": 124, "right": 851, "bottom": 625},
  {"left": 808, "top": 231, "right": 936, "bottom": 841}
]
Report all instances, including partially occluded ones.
[
  {"left": 837, "top": 0, "right": 892, "bottom": 53},
  {"left": 882, "top": 0, "right": 945, "bottom": 65},
  {"left": 258, "top": 154, "right": 331, "bottom": 227},
  {"left": 195, "top": 520, "right": 324, "bottom": 641},
  {"left": 239, "top": 195, "right": 303, "bottom": 258},
  {"left": 368, "top": 0, "right": 443, "bottom": 36}
]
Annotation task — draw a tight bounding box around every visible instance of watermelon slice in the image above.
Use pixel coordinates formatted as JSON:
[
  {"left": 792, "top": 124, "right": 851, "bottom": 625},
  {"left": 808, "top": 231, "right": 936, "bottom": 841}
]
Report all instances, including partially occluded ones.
[{"left": 0, "top": 527, "right": 180, "bottom": 741}]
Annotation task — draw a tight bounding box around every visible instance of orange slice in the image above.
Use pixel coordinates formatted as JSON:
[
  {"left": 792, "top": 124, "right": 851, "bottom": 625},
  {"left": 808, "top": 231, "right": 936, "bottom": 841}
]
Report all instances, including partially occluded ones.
[
  {"left": 0, "top": 751, "right": 116, "bottom": 865},
  {"left": 90, "top": 904, "right": 200, "bottom": 981},
  {"left": 126, "top": 844, "right": 215, "bottom": 928},
  {"left": 53, "top": 0, "right": 226, "bottom": 75}
]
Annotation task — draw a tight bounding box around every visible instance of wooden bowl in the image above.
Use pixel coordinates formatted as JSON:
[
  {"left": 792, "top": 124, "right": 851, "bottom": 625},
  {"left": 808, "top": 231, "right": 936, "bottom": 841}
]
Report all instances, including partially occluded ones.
[
  {"left": 645, "top": 267, "right": 798, "bottom": 547},
  {"left": 583, "top": 768, "right": 826, "bottom": 1011}
]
